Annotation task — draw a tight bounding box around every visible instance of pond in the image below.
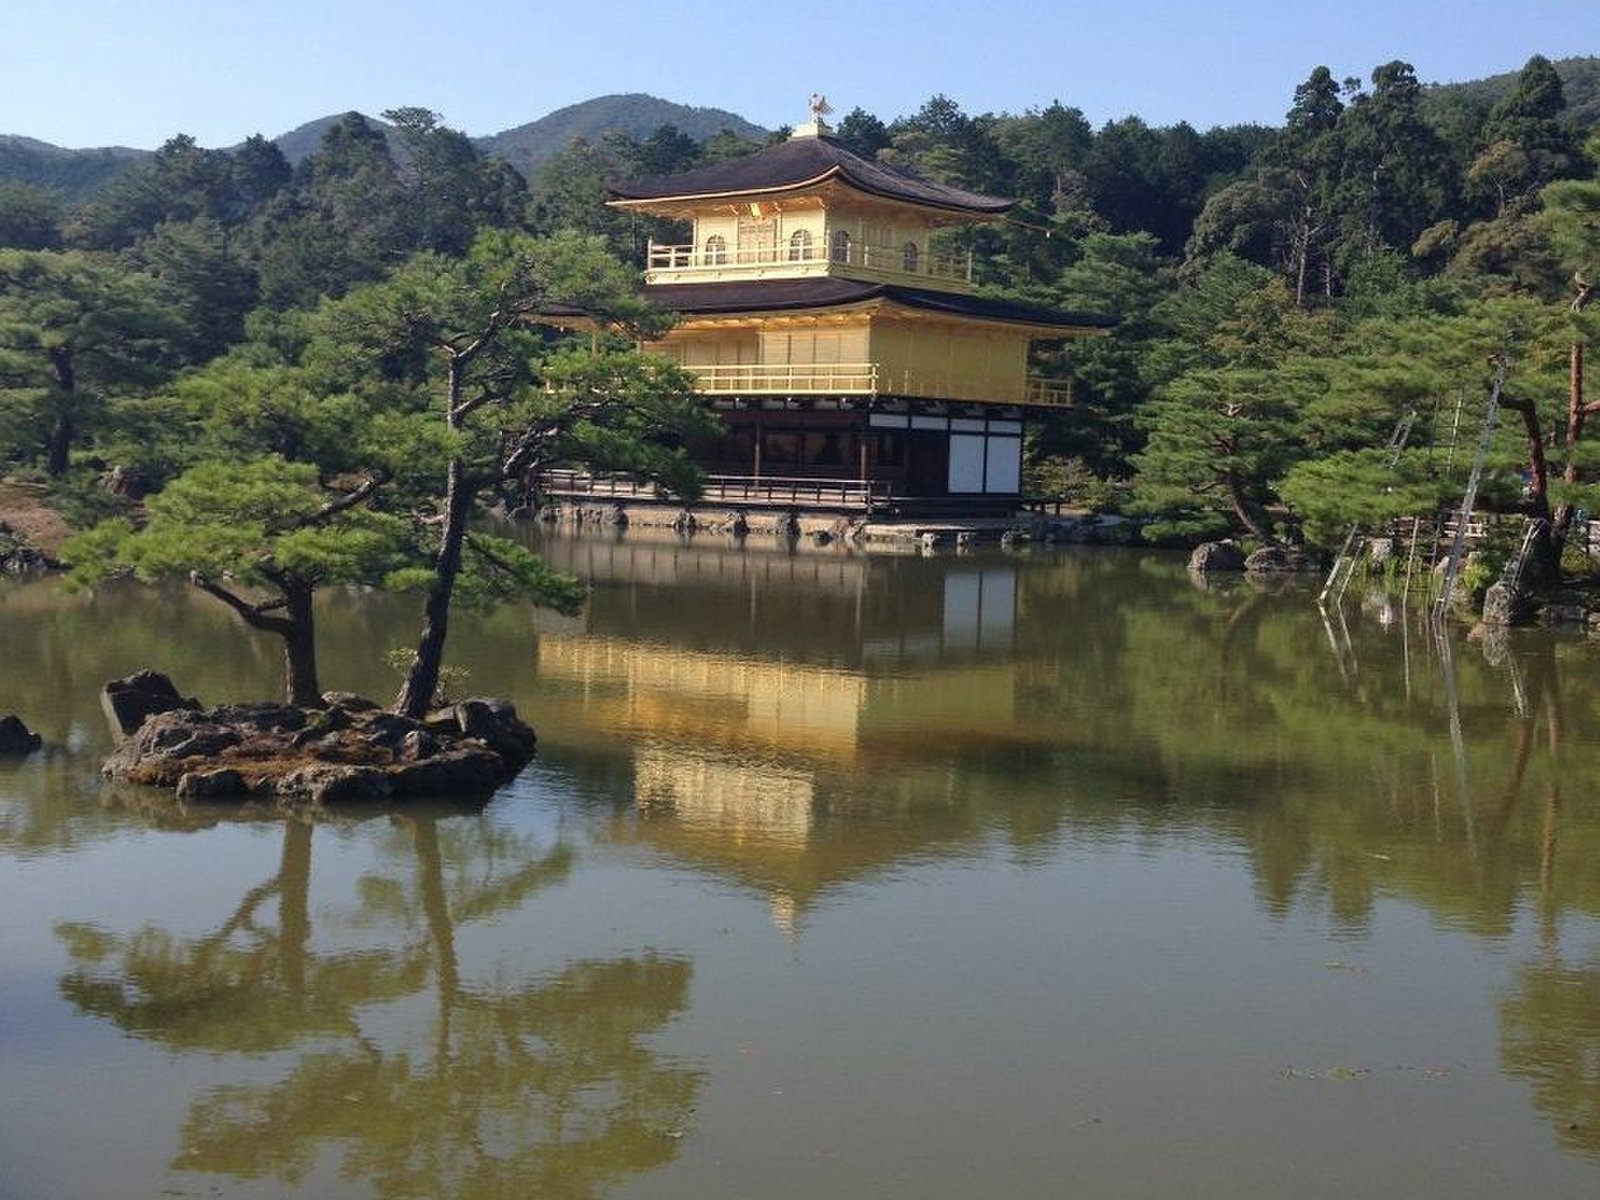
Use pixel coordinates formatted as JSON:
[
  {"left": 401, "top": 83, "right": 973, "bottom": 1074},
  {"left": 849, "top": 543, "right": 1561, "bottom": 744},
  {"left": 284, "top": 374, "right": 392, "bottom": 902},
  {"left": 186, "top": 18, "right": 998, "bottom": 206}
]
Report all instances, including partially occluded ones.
[{"left": 2, "top": 529, "right": 1599, "bottom": 1199}]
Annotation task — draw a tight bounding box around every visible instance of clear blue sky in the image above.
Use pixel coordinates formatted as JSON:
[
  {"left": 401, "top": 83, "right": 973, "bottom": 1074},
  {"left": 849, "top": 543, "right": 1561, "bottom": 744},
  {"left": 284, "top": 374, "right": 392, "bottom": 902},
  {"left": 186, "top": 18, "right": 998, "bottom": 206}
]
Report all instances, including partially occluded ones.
[{"left": 3, "top": 0, "right": 1596, "bottom": 149}]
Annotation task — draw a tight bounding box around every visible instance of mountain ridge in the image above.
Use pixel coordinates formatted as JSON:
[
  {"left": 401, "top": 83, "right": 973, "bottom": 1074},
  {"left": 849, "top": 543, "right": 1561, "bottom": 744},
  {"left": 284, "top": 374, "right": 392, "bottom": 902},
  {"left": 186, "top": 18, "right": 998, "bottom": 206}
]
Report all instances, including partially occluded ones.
[
  {"left": 0, "top": 94, "right": 770, "bottom": 203},
  {"left": 4, "top": 59, "right": 1598, "bottom": 204},
  {"left": 477, "top": 93, "right": 769, "bottom": 177}
]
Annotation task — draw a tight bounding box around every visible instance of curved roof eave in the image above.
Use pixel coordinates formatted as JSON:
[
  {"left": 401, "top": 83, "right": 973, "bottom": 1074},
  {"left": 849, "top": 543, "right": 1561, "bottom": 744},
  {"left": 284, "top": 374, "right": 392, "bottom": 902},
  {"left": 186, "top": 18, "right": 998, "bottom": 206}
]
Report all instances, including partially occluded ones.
[
  {"left": 609, "top": 169, "right": 1014, "bottom": 219},
  {"left": 607, "top": 165, "right": 848, "bottom": 208},
  {"left": 633, "top": 278, "right": 1117, "bottom": 333},
  {"left": 606, "top": 135, "right": 1015, "bottom": 217}
]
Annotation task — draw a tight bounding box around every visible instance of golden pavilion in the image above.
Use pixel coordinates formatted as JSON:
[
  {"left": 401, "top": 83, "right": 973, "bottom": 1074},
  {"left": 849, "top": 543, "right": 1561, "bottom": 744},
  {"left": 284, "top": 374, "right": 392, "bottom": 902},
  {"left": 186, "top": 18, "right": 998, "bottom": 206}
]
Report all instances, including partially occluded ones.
[{"left": 562, "top": 100, "right": 1115, "bottom": 517}]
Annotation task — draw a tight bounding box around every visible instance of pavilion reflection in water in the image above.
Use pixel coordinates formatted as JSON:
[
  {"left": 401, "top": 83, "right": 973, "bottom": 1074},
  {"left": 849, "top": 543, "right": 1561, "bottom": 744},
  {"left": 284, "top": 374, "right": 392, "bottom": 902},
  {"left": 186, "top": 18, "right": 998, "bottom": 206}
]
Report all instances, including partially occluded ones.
[{"left": 529, "top": 532, "right": 1040, "bottom": 931}]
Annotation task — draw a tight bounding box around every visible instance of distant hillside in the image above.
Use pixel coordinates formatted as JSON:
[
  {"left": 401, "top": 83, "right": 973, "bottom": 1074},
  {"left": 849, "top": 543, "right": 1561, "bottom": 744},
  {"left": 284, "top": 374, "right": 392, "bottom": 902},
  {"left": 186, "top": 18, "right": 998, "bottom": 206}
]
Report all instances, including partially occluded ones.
[
  {"left": 478, "top": 93, "right": 769, "bottom": 177},
  {"left": 0, "top": 135, "right": 147, "bottom": 204},
  {"left": 0, "top": 96, "right": 764, "bottom": 201},
  {"left": 1424, "top": 55, "right": 1600, "bottom": 129},
  {"left": 265, "top": 98, "right": 769, "bottom": 174},
  {"left": 268, "top": 112, "right": 395, "bottom": 166}
]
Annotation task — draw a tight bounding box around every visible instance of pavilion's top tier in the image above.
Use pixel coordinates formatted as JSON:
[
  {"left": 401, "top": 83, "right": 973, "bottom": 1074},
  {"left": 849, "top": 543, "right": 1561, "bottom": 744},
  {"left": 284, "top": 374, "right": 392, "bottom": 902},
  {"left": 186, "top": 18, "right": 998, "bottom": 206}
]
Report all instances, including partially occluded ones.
[{"left": 607, "top": 122, "right": 1014, "bottom": 293}]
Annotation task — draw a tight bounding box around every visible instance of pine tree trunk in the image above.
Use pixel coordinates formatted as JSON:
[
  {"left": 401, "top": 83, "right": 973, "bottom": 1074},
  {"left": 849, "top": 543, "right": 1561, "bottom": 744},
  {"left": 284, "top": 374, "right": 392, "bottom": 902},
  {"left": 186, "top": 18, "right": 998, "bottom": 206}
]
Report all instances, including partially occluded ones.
[
  {"left": 282, "top": 581, "right": 322, "bottom": 707},
  {"left": 1225, "top": 472, "right": 1270, "bottom": 542},
  {"left": 1293, "top": 219, "right": 1309, "bottom": 308},
  {"left": 1551, "top": 342, "right": 1586, "bottom": 551},
  {"left": 1505, "top": 395, "right": 1562, "bottom": 587},
  {"left": 395, "top": 457, "right": 474, "bottom": 718},
  {"left": 45, "top": 414, "right": 72, "bottom": 476},
  {"left": 45, "top": 348, "right": 75, "bottom": 476}
]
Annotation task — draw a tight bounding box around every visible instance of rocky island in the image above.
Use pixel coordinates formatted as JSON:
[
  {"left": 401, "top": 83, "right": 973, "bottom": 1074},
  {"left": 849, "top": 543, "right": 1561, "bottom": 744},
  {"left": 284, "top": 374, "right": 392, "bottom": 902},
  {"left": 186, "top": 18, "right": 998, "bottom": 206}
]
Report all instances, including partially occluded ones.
[{"left": 100, "top": 672, "right": 537, "bottom": 805}]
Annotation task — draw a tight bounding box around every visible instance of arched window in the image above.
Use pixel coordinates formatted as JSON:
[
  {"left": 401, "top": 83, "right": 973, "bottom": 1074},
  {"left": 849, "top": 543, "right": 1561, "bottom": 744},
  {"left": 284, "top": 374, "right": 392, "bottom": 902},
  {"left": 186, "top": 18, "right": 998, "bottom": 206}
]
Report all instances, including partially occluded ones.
[
  {"left": 704, "top": 234, "right": 727, "bottom": 265},
  {"left": 829, "top": 229, "right": 852, "bottom": 264},
  {"left": 788, "top": 229, "right": 814, "bottom": 261},
  {"left": 902, "top": 241, "right": 920, "bottom": 273}
]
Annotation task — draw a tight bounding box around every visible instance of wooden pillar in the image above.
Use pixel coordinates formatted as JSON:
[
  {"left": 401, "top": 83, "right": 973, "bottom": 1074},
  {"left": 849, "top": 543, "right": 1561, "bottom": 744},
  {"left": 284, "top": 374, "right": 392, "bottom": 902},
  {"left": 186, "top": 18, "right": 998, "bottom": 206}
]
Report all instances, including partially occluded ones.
[{"left": 753, "top": 415, "right": 763, "bottom": 479}]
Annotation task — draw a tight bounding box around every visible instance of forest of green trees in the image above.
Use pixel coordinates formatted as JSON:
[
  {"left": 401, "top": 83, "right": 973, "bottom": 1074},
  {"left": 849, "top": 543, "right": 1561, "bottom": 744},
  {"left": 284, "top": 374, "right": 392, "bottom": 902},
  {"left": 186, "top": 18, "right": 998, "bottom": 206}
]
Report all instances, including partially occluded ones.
[{"left": 3, "top": 55, "right": 1600, "bottom": 691}]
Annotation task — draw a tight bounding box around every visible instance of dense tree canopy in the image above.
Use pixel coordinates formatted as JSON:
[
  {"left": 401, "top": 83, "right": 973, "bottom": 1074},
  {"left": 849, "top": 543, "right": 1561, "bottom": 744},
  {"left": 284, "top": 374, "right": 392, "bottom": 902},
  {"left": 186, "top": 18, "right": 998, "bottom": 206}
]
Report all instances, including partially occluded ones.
[{"left": 0, "top": 247, "right": 185, "bottom": 474}]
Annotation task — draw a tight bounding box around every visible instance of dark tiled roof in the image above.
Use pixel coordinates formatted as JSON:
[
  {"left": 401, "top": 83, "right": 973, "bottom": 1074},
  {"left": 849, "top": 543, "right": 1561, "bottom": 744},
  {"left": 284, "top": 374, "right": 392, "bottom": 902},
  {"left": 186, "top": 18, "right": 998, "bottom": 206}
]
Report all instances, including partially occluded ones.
[
  {"left": 608, "top": 135, "right": 1014, "bottom": 215},
  {"left": 639, "top": 278, "right": 1117, "bottom": 330}
]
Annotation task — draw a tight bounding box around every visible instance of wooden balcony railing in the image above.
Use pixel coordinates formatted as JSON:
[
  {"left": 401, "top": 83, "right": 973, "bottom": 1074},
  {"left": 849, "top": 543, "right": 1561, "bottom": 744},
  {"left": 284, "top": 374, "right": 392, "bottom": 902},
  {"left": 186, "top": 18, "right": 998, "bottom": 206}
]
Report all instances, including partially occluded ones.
[
  {"left": 539, "top": 470, "right": 892, "bottom": 511},
  {"left": 701, "top": 474, "right": 892, "bottom": 509},
  {"left": 1024, "top": 378, "right": 1074, "bottom": 408},
  {"left": 675, "top": 361, "right": 1072, "bottom": 408},
  {"left": 688, "top": 362, "right": 879, "bottom": 394},
  {"left": 646, "top": 240, "right": 974, "bottom": 288}
]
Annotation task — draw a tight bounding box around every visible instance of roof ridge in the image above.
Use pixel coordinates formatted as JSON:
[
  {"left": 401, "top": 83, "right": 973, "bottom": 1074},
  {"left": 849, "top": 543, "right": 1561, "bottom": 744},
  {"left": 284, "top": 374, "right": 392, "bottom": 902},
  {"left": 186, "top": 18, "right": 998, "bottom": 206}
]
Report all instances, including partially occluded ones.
[{"left": 608, "top": 134, "right": 1013, "bottom": 215}]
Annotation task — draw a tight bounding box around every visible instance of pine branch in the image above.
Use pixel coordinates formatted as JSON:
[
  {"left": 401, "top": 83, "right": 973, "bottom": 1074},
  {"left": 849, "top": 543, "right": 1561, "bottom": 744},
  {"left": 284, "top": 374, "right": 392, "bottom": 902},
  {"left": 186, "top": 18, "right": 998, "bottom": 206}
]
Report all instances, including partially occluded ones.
[
  {"left": 309, "top": 471, "right": 388, "bottom": 525},
  {"left": 188, "top": 572, "right": 291, "bottom": 635}
]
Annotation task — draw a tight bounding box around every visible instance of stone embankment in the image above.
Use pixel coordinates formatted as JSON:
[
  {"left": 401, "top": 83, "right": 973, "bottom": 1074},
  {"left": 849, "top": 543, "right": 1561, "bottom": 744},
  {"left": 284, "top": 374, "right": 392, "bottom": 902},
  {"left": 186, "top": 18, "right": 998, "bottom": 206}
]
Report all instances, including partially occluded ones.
[
  {"left": 100, "top": 672, "right": 536, "bottom": 805},
  {"left": 510, "top": 499, "right": 1147, "bottom": 549},
  {"left": 518, "top": 499, "right": 866, "bottom": 541}
]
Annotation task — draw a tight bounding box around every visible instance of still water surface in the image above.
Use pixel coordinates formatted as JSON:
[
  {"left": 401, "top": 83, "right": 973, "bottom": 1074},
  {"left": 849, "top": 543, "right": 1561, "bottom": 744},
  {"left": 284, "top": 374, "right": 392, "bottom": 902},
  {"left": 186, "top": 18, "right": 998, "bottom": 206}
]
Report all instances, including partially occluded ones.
[{"left": 3, "top": 531, "right": 1600, "bottom": 1199}]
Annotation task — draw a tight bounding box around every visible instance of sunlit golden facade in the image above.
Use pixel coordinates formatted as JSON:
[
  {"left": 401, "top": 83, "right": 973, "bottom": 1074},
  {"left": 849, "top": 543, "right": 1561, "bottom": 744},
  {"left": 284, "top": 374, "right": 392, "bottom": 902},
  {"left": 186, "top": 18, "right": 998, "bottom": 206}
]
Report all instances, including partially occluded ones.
[{"left": 596, "top": 116, "right": 1115, "bottom": 510}]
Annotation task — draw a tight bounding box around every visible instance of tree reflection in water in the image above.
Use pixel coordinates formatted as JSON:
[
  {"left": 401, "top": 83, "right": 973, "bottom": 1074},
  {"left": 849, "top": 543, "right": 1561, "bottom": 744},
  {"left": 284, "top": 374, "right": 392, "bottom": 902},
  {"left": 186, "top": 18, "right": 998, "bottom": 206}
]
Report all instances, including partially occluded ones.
[
  {"left": 55, "top": 807, "right": 702, "bottom": 1198},
  {"left": 1493, "top": 636, "right": 1600, "bottom": 1158},
  {"left": 1502, "top": 956, "right": 1600, "bottom": 1156}
]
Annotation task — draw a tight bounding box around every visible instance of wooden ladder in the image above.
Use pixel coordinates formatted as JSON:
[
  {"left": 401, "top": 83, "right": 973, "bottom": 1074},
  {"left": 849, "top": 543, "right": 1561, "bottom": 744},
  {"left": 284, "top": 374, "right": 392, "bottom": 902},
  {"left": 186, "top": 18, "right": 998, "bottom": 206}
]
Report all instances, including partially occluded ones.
[
  {"left": 1432, "top": 355, "right": 1508, "bottom": 623},
  {"left": 1317, "top": 406, "right": 1419, "bottom": 605}
]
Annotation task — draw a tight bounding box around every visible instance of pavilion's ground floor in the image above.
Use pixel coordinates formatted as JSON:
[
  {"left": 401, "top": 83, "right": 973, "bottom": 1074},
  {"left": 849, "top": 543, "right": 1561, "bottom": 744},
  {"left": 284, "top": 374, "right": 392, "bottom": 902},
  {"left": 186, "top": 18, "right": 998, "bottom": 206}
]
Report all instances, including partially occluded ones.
[{"left": 541, "top": 397, "right": 1036, "bottom": 517}]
